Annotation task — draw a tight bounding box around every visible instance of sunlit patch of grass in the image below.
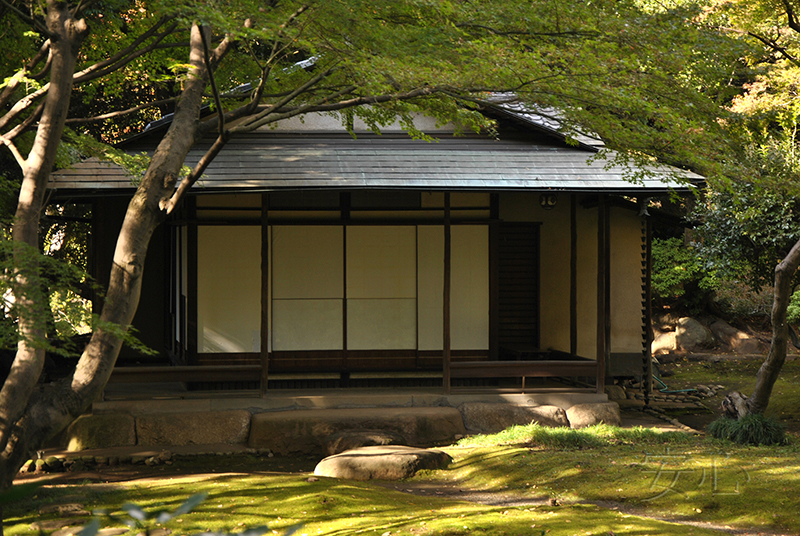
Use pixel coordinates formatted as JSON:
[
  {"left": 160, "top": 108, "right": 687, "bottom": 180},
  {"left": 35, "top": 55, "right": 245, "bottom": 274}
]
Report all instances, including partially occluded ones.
[
  {"left": 3, "top": 472, "right": 727, "bottom": 536},
  {"left": 421, "top": 430, "right": 800, "bottom": 534},
  {"left": 455, "top": 422, "right": 695, "bottom": 449}
]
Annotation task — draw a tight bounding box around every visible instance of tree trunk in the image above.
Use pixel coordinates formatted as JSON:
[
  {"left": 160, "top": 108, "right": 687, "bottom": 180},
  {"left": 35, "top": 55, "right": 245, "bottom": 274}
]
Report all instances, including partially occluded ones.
[
  {"left": 0, "top": 2, "right": 87, "bottom": 485},
  {"left": 0, "top": 24, "right": 219, "bottom": 492},
  {"left": 746, "top": 238, "right": 800, "bottom": 415},
  {"left": 724, "top": 238, "right": 800, "bottom": 419}
]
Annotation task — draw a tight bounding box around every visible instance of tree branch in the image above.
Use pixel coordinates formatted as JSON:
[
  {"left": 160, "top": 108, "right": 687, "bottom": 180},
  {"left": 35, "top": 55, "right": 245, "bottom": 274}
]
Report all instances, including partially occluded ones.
[
  {"left": 65, "top": 98, "right": 177, "bottom": 125},
  {"left": 0, "top": 134, "right": 27, "bottom": 173},
  {"left": 234, "top": 65, "right": 336, "bottom": 131},
  {"left": 73, "top": 17, "right": 181, "bottom": 85},
  {"left": 0, "top": 0, "right": 52, "bottom": 37},
  {"left": 783, "top": 0, "right": 800, "bottom": 34},
  {"left": 199, "top": 26, "right": 226, "bottom": 139}
]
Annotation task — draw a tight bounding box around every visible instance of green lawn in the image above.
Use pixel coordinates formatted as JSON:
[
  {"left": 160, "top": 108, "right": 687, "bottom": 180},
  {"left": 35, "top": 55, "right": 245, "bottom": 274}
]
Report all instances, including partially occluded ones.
[
  {"left": 5, "top": 424, "right": 798, "bottom": 536},
  {"left": 5, "top": 354, "right": 799, "bottom": 536},
  {"left": 657, "top": 354, "right": 800, "bottom": 430}
]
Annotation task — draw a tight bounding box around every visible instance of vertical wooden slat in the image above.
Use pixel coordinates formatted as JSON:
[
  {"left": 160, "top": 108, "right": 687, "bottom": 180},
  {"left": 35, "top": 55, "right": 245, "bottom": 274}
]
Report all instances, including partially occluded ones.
[
  {"left": 443, "top": 192, "right": 452, "bottom": 394},
  {"left": 260, "top": 193, "right": 269, "bottom": 394},
  {"left": 643, "top": 214, "right": 654, "bottom": 405},
  {"left": 595, "top": 195, "right": 608, "bottom": 393},
  {"left": 187, "top": 196, "right": 198, "bottom": 366},
  {"left": 342, "top": 193, "right": 350, "bottom": 374},
  {"left": 603, "top": 200, "right": 611, "bottom": 391},
  {"left": 489, "top": 220, "right": 500, "bottom": 360},
  {"left": 570, "top": 194, "right": 578, "bottom": 356}
]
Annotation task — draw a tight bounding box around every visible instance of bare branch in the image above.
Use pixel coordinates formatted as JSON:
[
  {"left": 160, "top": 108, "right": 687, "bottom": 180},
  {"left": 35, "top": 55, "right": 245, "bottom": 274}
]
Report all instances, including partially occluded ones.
[
  {"left": 0, "top": 134, "right": 27, "bottom": 173},
  {"left": 162, "top": 134, "right": 227, "bottom": 215},
  {"left": 0, "top": 0, "right": 52, "bottom": 37},
  {"left": 199, "top": 26, "right": 226, "bottom": 140},
  {"left": 234, "top": 65, "right": 336, "bottom": 131},
  {"left": 784, "top": 0, "right": 800, "bottom": 34},
  {"left": 5, "top": 101, "right": 45, "bottom": 140},
  {"left": 73, "top": 17, "right": 181, "bottom": 85},
  {"left": 65, "top": 97, "right": 177, "bottom": 124}
]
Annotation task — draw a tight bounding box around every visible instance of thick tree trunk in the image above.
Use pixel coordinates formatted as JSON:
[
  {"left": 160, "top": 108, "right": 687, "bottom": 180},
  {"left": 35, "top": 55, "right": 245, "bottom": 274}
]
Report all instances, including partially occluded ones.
[
  {"left": 0, "top": 3, "right": 87, "bottom": 485},
  {"left": 746, "top": 238, "right": 800, "bottom": 415},
  {"left": 0, "top": 25, "right": 221, "bottom": 491},
  {"left": 724, "top": 238, "right": 800, "bottom": 419}
]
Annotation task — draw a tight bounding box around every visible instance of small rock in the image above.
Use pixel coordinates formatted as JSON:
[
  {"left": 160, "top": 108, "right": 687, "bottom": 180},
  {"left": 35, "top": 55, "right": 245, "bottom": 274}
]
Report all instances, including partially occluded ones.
[
  {"left": 307, "top": 476, "right": 319, "bottom": 482},
  {"left": 314, "top": 446, "right": 452, "bottom": 481},
  {"left": 31, "top": 518, "right": 87, "bottom": 531},
  {"left": 566, "top": 402, "right": 622, "bottom": 429},
  {"left": 69, "top": 460, "right": 86, "bottom": 472},
  {"left": 39, "top": 503, "right": 90, "bottom": 516}
]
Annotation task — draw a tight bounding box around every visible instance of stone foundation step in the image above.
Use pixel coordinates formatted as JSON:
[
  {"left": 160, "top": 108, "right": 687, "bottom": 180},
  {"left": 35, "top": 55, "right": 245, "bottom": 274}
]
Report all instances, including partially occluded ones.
[{"left": 248, "top": 407, "right": 467, "bottom": 456}]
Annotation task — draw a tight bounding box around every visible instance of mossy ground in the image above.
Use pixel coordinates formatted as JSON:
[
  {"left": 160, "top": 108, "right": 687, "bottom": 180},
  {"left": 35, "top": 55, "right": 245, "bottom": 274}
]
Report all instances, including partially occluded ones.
[
  {"left": 5, "top": 354, "right": 799, "bottom": 536},
  {"left": 657, "top": 353, "right": 800, "bottom": 431}
]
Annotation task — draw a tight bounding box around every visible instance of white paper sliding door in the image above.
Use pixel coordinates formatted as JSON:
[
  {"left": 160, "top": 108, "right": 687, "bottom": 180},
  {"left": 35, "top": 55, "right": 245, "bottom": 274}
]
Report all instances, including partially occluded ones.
[
  {"left": 197, "top": 226, "right": 261, "bottom": 353},
  {"left": 271, "top": 226, "right": 344, "bottom": 350},
  {"left": 346, "top": 226, "right": 417, "bottom": 350}
]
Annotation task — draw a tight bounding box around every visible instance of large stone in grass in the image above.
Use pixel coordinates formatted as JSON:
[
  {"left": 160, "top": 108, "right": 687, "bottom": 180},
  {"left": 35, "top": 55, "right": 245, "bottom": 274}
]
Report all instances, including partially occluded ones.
[
  {"left": 458, "top": 402, "right": 569, "bottom": 433},
  {"left": 314, "top": 445, "right": 452, "bottom": 481},
  {"left": 249, "top": 407, "right": 466, "bottom": 455},
  {"left": 136, "top": 410, "right": 251, "bottom": 446},
  {"left": 675, "top": 317, "right": 715, "bottom": 351},
  {"left": 709, "top": 319, "right": 765, "bottom": 355},
  {"left": 65, "top": 414, "right": 136, "bottom": 451},
  {"left": 566, "top": 402, "right": 621, "bottom": 429},
  {"left": 323, "top": 429, "right": 407, "bottom": 456}
]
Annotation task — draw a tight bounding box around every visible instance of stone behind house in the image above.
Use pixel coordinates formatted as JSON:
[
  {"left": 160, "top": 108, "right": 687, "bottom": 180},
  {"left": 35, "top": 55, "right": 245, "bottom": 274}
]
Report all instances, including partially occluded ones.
[
  {"left": 136, "top": 410, "right": 251, "bottom": 446},
  {"left": 66, "top": 414, "right": 137, "bottom": 451},
  {"left": 248, "top": 407, "right": 467, "bottom": 456},
  {"left": 458, "top": 402, "right": 569, "bottom": 433},
  {"left": 566, "top": 402, "right": 621, "bottom": 429}
]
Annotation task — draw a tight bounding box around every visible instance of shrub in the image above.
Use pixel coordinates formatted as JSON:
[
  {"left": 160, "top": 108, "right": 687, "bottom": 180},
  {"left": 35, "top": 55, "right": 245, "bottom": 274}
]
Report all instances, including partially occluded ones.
[
  {"left": 651, "top": 237, "right": 718, "bottom": 314},
  {"left": 706, "top": 413, "right": 787, "bottom": 446}
]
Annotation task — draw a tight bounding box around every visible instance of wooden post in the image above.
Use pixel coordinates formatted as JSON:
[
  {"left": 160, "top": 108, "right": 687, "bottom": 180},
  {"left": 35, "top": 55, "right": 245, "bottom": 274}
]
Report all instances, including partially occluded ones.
[
  {"left": 443, "top": 192, "right": 452, "bottom": 394},
  {"left": 596, "top": 195, "right": 609, "bottom": 393},
  {"left": 187, "top": 196, "right": 198, "bottom": 366},
  {"left": 260, "top": 194, "right": 270, "bottom": 395},
  {"left": 643, "top": 216, "right": 653, "bottom": 405},
  {"left": 570, "top": 194, "right": 578, "bottom": 356}
]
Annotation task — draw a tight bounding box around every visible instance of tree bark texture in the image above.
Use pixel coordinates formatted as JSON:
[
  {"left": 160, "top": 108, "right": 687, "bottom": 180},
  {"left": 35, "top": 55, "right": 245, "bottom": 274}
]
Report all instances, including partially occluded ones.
[
  {"left": 745, "top": 238, "right": 800, "bottom": 415},
  {"left": 0, "top": 24, "right": 223, "bottom": 490},
  {"left": 0, "top": 2, "right": 87, "bottom": 485}
]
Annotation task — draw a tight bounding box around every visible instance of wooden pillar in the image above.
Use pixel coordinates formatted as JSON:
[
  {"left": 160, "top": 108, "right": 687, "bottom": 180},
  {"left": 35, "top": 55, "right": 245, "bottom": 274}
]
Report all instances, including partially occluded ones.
[
  {"left": 570, "top": 194, "right": 578, "bottom": 356},
  {"left": 643, "top": 215, "right": 654, "bottom": 405},
  {"left": 187, "top": 196, "right": 198, "bottom": 366},
  {"left": 260, "top": 194, "right": 270, "bottom": 395},
  {"left": 443, "top": 192, "right": 452, "bottom": 394},
  {"left": 596, "top": 195, "right": 609, "bottom": 393}
]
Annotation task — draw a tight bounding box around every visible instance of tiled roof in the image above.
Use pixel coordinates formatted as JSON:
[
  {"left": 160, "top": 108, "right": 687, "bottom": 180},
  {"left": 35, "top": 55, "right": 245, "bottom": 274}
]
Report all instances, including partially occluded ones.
[{"left": 49, "top": 132, "right": 698, "bottom": 193}]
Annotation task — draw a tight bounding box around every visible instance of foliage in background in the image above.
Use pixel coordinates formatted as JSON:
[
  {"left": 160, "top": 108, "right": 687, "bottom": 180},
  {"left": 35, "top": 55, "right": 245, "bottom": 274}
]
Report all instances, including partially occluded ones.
[
  {"left": 651, "top": 237, "right": 718, "bottom": 314},
  {"left": 694, "top": 186, "right": 800, "bottom": 293}
]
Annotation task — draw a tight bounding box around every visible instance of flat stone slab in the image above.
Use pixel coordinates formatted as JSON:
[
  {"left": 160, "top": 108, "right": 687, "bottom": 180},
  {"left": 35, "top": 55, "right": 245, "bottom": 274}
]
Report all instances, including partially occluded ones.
[
  {"left": 136, "top": 410, "right": 251, "bottom": 446},
  {"left": 65, "top": 414, "right": 136, "bottom": 451},
  {"left": 314, "top": 445, "right": 452, "bottom": 480},
  {"left": 323, "top": 429, "right": 407, "bottom": 455},
  {"left": 566, "top": 402, "right": 621, "bottom": 429},
  {"left": 458, "top": 402, "right": 569, "bottom": 433},
  {"left": 249, "top": 407, "right": 466, "bottom": 455}
]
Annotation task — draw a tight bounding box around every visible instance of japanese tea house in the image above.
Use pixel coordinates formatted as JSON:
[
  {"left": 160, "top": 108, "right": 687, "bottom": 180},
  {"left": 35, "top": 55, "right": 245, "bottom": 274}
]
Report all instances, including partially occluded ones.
[{"left": 49, "top": 107, "right": 696, "bottom": 400}]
